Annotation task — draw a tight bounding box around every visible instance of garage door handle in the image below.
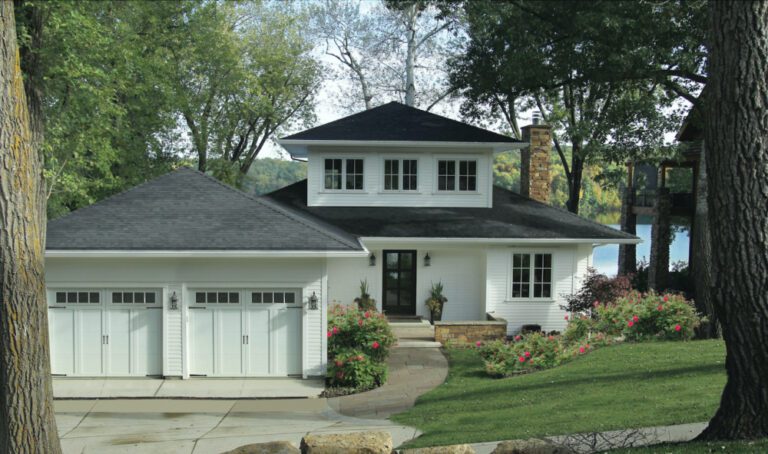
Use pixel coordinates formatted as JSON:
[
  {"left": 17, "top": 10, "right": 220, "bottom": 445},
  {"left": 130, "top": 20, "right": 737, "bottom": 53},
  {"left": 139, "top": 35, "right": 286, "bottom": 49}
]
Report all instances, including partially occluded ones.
[
  {"left": 242, "top": 335, "right": 249, "bottom": 344},
  {"left": 104, "top": 335, "right": 109, "bottom": 345}
]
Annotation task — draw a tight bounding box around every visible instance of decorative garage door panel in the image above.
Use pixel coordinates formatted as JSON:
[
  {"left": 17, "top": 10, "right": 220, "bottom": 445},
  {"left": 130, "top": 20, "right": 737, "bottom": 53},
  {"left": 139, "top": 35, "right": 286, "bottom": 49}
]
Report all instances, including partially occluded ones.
[
  {"left": 47, "top": 288, "right": 162, "bottom": 377},
  {"left": 189, "top": 289, "right": 302, "bottom": 377}
]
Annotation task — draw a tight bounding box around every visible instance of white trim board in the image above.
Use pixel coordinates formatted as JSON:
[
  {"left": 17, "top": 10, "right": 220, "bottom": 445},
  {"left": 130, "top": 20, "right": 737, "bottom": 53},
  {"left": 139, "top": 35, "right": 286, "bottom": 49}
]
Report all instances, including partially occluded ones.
[
  {"left": 359, "top": 237, "right": 642, "bottom": 246},
  {"left": 45, "top": 250, "right": 369, "bottom": 258},
  {"left": 279, "top": 139, "right": 527, "bottom": 158}
]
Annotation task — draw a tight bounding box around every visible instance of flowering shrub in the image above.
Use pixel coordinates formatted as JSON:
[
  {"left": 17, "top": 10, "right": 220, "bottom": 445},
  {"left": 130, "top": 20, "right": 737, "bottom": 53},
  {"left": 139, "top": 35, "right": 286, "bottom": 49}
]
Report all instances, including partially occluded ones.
[
  {"left": 593, "top": 291, "right": 700, "bottom": 341},
  {"left": 562, "top": 267, "right": 632, "bottom": 314},
  {"left": 326, "top": 305, "right": 396, "bottom": 390},
  {"left": 476, "top": 291, "right": 699, "bottom": 378}
]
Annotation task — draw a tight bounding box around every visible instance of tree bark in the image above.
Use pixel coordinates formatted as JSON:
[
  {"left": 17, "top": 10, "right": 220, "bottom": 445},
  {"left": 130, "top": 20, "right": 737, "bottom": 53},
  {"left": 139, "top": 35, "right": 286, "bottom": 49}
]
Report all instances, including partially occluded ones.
[
  {"left": 0, "top": 1, "right": 62, "bottom": 452},
  {"left": 691, "top": 146, "right": 719, "bottom": 338},
  {"left": 566, "top": 146, "right": 583, "bottom": 214},
  {"left": 697, "top": 0, "right": 768, "bottom": 440},
  {"left": 403, "top": 3, "right": 417, "bottom": 106}
]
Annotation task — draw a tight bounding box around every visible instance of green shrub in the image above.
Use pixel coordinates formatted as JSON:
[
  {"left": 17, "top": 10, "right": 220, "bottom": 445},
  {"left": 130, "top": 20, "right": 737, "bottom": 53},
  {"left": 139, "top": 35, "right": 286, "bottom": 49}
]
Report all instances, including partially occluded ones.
[
  {"left": 326, "top": 304, "right": 396, "bottom": 389},
  {"left": 594, "top": 291, "right": 700, "bottom": 341},
  {"left": 478, "top": 332, "right": 573, "bottom": 377}
]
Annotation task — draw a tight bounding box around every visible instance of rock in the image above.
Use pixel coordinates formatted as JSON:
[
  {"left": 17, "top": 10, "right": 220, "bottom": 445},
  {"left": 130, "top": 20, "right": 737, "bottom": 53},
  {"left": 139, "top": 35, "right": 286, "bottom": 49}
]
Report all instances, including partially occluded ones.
[
  {"left": 300, "top": 432, "right": 392, "bottom": 454},
  {"left": 400, "top": 444, "right": 475, "bottom": 453},
  {"left": 223, "top": 441, "right": 300, "bottom": 454},
  {"left": 492, "top": 439, "right": 574, "bottom": 454}
]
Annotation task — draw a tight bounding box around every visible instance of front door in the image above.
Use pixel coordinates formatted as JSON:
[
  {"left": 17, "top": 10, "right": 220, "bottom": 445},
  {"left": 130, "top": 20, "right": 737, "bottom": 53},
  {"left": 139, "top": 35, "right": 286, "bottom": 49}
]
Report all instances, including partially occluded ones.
[{"left": 382, "top": 250, "right": 417, "bottom": 315}]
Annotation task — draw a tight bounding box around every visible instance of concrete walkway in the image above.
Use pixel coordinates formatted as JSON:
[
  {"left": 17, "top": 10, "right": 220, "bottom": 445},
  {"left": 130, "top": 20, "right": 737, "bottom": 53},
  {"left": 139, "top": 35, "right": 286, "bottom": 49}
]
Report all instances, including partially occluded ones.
[
  {"left": 55, "top": 398, "right": 420, "bottom": 454},
  {"left": 54, "top": 377, "right": 324, "bottom": 399},
  {"left": 328, "top": 322, "right": 449, "bottom": 419}
]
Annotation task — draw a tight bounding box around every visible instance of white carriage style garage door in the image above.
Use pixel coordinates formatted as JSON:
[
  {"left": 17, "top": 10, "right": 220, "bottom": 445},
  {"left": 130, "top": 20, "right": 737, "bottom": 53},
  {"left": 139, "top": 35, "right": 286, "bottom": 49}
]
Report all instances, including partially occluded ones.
[
  {"left": 47, "top": 288, "right": 163, "bottom": 377},
  {"left": 188, "top": 288, "right": 302, "bottom": 377}
]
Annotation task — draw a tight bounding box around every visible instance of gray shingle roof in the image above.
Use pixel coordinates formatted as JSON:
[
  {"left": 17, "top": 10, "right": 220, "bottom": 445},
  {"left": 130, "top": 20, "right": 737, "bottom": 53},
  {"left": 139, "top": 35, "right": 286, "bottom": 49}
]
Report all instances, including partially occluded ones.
[
  {"left": 281, "top": 102, "right": 520, "bottom": 144},
  {"left": 46, "top": 168, "right": 362, "bottom": 251},
  {"left": 266, "top": 180, "right": 639, "bottom": 242}
]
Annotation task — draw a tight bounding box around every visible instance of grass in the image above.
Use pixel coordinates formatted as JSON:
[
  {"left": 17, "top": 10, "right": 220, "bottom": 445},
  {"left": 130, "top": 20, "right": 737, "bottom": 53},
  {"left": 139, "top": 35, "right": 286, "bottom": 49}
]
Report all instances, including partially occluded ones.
[
  {"left": 604, "top": 439, "right": 768, "bottom": 453},
  {"left": 391, "top": 340, "right": 726, "bottom": 448}
]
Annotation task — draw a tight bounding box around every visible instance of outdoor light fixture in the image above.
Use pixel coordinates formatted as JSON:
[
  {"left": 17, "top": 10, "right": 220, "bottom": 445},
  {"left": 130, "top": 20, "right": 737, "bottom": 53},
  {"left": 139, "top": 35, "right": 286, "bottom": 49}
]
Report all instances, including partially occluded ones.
[
  {"left": 369, "top": 253, "right": 376, "bottom": 267},
  {"left": 308, "top": 292, "right": 319, "bottom": 310},
  {"left": 424, "top": 252, "right": 431, "bottom": 267},
  {"left": 170, "top": 291, "right": 179, "bottom": 310}
]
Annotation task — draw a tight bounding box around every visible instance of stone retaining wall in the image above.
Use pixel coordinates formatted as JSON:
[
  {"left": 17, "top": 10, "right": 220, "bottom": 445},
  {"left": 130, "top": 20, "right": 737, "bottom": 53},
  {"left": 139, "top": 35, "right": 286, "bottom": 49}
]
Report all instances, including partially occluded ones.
[{"left": 434, "top": 314, "right": 507, "bottom": 344}]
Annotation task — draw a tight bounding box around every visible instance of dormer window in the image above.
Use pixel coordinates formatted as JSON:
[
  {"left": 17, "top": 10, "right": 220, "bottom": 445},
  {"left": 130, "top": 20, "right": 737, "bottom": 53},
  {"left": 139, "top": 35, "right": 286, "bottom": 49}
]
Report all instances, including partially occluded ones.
[
  {"left": 384, "top": 159, "right": 418, "bottom": 191},
  {"left": 325, "top": 158, "right": 364, "bottom": 190},
  {"left": 438, "top": 159, "right": 477, "bottom": 192}
]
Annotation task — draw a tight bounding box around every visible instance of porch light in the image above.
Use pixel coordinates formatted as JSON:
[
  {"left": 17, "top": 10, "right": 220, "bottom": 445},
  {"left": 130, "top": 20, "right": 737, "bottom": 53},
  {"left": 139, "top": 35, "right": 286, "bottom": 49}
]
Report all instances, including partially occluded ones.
[
  {"left": 308, "top": 291, "right": 319, "bottom": 310},
  {"left": 369, "top": 253, "right": 376, "bottom": 267},
  {"left": 170, "top": 291, "right": 179, "bottom": 310},
  {"left": 424, "top": 252, "right": 431, "bottom": 267}
]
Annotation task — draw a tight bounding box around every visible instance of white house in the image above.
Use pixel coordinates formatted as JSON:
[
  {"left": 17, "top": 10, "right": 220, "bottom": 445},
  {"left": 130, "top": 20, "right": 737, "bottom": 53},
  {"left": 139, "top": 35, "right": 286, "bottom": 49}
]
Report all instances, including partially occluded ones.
[{"left": 45, "top": 102, "right": 639, "bottom": 379}]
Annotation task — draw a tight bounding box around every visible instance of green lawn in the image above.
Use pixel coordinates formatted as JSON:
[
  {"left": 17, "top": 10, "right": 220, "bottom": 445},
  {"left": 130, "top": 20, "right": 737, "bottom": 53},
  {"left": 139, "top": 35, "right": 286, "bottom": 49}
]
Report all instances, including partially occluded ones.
[
  {"left": 605, "top": 439, "right": 768, "bottom": 453},
  {"left": 392, "top": 340, "right": 726, "bottom": 448}
]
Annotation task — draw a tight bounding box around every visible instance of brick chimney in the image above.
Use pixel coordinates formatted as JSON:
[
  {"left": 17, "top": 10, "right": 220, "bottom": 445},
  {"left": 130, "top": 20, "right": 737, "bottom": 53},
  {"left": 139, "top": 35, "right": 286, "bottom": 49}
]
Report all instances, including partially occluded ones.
[{"left": 520, "top": 123, "right": 552, "bottom": 204}]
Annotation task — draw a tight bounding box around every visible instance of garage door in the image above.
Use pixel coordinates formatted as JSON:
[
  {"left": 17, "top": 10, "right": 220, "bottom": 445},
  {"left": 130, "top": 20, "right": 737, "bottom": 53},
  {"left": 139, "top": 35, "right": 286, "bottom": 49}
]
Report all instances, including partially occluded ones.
[
  {"left": 47, "top": 289, "right": 163, "bottom": 377},
  {"left": 188, "top": 288, "right": 302, "bottom": 377}
]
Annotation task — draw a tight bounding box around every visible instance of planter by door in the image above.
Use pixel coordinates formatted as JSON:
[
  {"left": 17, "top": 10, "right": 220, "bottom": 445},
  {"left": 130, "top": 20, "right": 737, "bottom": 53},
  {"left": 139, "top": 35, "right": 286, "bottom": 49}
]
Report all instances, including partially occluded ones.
[{"left": 382, "top": 250, "right": 417, "bottom": 316}]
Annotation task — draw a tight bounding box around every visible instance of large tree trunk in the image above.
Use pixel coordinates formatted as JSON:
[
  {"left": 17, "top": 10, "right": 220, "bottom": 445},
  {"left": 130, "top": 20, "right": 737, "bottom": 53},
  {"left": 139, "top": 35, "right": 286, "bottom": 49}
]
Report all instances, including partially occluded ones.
[
  {"left": 0, "top": 2, "right": 62, "bottom": 452},
  {"left": 403, "top": 3, "right": 417, "bottom": 106},
  {"left": 697, "top": 0, "right": 768, "bottom": 440},
  {"left": 691, "top": 147, "right": 719, "bottom": 338},
  {"left": 566, "top": 147, "right": 583, "bottom": 214}
]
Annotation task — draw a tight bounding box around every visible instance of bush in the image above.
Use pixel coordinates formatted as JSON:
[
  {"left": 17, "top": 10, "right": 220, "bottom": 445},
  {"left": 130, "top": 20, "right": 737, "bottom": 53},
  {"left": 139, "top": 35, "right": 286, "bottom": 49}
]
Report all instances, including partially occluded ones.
[
  {"left": 478, "top": 332, "right": 574, "bottom": 377},
  {"left": 563, "top": 267, "right": 632, "bottom": 314},
  {"left": 594, "top": 291, "right": 700, "bottom": 341},
  {"left": 326, "top": 305, "right": 396, "bottom": 390}
]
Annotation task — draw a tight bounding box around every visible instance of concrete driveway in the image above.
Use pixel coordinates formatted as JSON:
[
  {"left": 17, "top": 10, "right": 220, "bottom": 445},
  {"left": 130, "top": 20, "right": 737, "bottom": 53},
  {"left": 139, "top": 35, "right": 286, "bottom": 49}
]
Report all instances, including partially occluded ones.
[{"left": 56, "top": 398, "right": 420, "bottom": 454}]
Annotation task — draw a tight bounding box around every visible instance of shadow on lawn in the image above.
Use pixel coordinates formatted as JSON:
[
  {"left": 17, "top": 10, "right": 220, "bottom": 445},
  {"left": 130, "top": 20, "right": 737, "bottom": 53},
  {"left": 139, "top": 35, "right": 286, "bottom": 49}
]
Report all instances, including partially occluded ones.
[{"left": 417, "top": 362, "right": 724, "bottom": 407}]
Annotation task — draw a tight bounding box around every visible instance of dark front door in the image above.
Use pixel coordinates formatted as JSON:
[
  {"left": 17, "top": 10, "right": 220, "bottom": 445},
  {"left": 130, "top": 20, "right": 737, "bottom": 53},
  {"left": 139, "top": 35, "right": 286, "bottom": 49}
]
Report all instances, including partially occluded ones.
[{"left": 382, "top": 250, "right": 417, "bottom": 315}]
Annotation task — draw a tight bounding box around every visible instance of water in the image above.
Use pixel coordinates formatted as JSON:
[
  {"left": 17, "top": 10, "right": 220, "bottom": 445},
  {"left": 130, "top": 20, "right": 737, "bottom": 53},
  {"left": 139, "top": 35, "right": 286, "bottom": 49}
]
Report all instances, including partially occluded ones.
[{"left": 592, "top": 224, "right": 690, "bottom": 276}]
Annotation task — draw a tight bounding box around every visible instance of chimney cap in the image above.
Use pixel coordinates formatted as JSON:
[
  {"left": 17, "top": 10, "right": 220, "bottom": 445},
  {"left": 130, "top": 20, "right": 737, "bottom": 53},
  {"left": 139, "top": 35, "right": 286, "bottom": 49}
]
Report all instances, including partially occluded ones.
[{"left": 531, "top": 112, "right": 542, "bottom": 125}]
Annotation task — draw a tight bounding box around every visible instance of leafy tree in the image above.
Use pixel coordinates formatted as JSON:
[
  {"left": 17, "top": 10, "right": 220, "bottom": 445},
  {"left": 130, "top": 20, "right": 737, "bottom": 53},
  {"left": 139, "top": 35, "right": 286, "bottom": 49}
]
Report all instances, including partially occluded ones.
[
  {"left": 453, "top": 0, "right": 679, "bottom": 214},
  {"left": 698, "top": 0, "right": 768, "bottom": 440},
  {"left": 241, "top": 158, "right": 307, "bottom": 195},
  {"left": 1, "top": 1, "right": 61, "bottom": 451}
]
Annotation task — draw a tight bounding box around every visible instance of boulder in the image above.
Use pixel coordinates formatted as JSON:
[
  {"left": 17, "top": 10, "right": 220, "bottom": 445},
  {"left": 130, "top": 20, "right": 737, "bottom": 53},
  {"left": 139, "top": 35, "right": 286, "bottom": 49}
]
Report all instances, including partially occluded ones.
[
  {"left": 492, "top": 439, "right": 574, "bottom": 454},
  {"left": 400, "top": 444, "right": 475, "bottom": 453},
  {"left": 300, "top": 432, "right": 392, "bottom": 454},
  {"left": 223, "top": 441, "right": 299, "bottom": 454}
]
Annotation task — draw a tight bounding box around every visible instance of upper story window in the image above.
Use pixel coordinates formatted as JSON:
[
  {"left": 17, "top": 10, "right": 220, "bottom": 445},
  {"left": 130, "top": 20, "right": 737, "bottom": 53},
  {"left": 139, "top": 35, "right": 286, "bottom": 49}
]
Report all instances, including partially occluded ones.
[
  {"left": 384, "top": 159, "right": 418, "bottom": 191},
  {"left": 325, "top": 158, "right": 364, "bottom": 190},
  {"left": 511, "top": 253, "right": 553, "bottom": 299},
  {"left": 437, "top": 159, "right": 476, "bottom": 192}
]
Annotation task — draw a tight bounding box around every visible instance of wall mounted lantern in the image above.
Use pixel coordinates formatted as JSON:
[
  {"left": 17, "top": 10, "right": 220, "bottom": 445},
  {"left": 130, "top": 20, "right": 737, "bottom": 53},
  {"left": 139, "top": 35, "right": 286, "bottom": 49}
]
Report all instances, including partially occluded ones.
[
  {"left": 170, "top": 291, "right": 179, "bottom": 310},
  {"left": 308, "top": 291, "right": 319, "bottom": 310},
  {"left": 424, "top": 252, "right": 431, "bottom": 267},
  {"left": 369, "top": 253, "right": 376, "bottom": 267}
]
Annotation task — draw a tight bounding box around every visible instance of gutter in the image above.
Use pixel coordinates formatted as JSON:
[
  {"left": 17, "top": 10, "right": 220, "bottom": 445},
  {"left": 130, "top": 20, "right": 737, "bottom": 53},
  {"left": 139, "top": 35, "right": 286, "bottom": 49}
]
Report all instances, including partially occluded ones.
[
  {"left": 359, "top": 237, "right": 642, "bottom": 246},
  {"left": 45, "top": 249, "right": 370, "bottom": 259}
]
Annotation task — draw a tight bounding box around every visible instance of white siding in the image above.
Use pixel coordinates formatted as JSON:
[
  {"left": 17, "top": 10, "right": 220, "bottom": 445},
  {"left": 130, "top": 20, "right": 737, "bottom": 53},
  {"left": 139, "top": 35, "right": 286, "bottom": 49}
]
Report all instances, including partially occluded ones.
[
  {"left": 306, "top": 147, "right": 493, "bottom": 208},
  {"left": 486, "top": 245, "right": 592, "bottom": 334},
  {"left": 45, "top": 257, "right": 327, "bottom": 378},
  {"left": 327, "top": 245, "right": 486, "bottom": 321}
]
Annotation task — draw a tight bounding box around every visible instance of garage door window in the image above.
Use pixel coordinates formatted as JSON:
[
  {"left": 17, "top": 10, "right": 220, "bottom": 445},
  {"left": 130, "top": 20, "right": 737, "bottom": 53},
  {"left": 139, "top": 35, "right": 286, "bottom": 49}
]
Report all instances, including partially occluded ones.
[
  {"left": 54, "top": 290, "right": 100, "bottom": 304},
  {"left": 251, "top": 290, "right": 298, "bottom": 305},
  {"left": 111, "top": 290, "right": 159, "bottom": 305},
  {"left": 195, "top": 291, "right": 240, "bottom": 304}
]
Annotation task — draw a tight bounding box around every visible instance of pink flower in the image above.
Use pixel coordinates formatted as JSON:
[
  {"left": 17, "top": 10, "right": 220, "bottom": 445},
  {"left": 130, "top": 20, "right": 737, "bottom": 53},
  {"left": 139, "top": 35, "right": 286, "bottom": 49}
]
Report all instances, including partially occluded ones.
[
  {"left": 372, "top": 341, "right": 380, "bottom": 349},
  {"left": 332, "top": 326, "right": 340, "bottom": 334},
  {"left": 658, "top": 305, "right": 664, "bottom": 311},
  {"left": 628, "top": 321, "right": 634, "bottom": 327},
  {"left": 548, "top": 335, "right": 555, "bottom": 341},
  {"left": 564, "top": 315, "right": 569, "bottom": 321},
  {"left": 518, "top": 356, "right": 526, "bottom": 363},
  {"left": 364, "top": 311, "right": 371, "bottom": 318},
  {"left": 358, "top": 319, "right": 363, "bottom": 327},
  {"left": 475, "top": 341, "right": 482, "bottom": 347},
  {"left": 524, "top": 351, "right": 531, "bottom": 358},
  {"left": 663, "top": 295, "right": 669, "bottom": 302},
  {"left": 675, "top": 324, "right": 682, "bottom": 332},
  {"left": 514, "top": 335, "right": 522, "bottom": 341},
  {"left": 327, "top": 330, "right": 332, "bottom": 338},
  {"left": 579, "top": 346, "right": 585, "bottom": 354},
  {"left": 335, "top": 360, "right": 344, "bottom": 367},
  {"left": 593, "top": 300, "right": 600, "bottom": 308},
  {"left": 632, "top": 315, "right": 639, "bottom": 322}
]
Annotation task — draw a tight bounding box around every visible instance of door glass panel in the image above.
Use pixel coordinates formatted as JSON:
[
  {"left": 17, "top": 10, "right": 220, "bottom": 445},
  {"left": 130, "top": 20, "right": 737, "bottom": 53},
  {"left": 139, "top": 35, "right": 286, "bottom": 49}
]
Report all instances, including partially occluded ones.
[
  {"left": 386, "top": 253, "right": 398, "bottom": 270},
  {"left": 400, "top": 253, "right": 412, "bottom": 269},
  {"left": 399, "top": 290, "right": 413, "bottom": 307}
]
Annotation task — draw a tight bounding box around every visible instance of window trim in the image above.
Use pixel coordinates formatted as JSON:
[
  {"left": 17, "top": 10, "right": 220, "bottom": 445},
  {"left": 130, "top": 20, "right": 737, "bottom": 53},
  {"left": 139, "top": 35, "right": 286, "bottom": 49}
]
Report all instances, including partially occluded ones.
[
  {"left": 435, "top": 158, "right": 478, "bottom": 193},
  {"left": 506, "top": 251, "right": 554, "bottom": 301},
  {"left": 190, "top": 288, "right": 303, "bottom": 308},
  {"left": 381, "top": 157, "right": 419, "bottom": 193},
  {"left": 322, "top": 157, "right": 366, "bottom": 192}
]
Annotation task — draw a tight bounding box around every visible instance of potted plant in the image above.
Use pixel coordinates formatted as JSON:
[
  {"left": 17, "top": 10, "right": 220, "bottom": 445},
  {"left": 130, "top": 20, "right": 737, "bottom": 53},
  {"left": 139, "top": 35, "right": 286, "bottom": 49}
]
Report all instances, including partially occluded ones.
[
  {"left": 354, "top": 279, "right": 376, "bottom": 311},
  {"left": 425, "top": 281, "right": 448, "bottom": 324}
]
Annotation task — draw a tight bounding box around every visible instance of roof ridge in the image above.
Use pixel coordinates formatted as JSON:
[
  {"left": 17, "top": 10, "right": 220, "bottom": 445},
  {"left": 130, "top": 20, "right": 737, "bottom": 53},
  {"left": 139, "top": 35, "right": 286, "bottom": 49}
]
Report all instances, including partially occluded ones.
[
  {"left": 48, "top": 166, "right": 195, "bottom": 223},
  {"left": 191, "top": 169, "right": 361, "bottom": 250},
  {"left": 493, "top": 185, "right": 638, "bottom": 239}
]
